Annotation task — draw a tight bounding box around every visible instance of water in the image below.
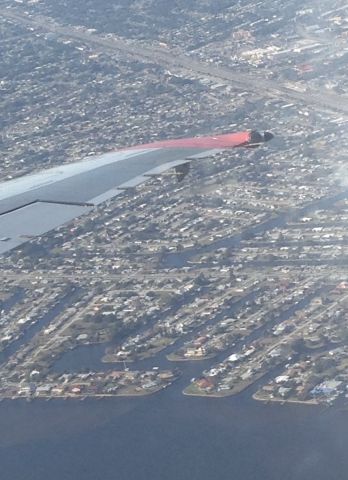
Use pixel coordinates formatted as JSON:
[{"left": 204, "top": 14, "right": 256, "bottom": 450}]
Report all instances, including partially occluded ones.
[
  {"left": 2, "top": 191, "right": 348, "bottom": 479},
  {"left": 52, "top": 283, "right": 328, "bottom": 375},
  {"left": 0, "top": 387, "right": 347, "bottom": 480},
  {"left": 52, "top": 342, "right": 107, "bottom": 372},
  {"left": 2, "top": 290, "right": 348, "bottom": 480},
  {"left": 163, "top": 187, "right": 348, "bottom": 268},
  {"left": 51, "top": 288, "right": 260, "bottom": 373},
  {"left": 1, "top": 288, "right": 25, "bottom": 313},
  {"left": 0, "top": 293, "right": 346, "bottom": 477},
  {"left": 0, "top": 287, "right": 83, "bottom": 365}
]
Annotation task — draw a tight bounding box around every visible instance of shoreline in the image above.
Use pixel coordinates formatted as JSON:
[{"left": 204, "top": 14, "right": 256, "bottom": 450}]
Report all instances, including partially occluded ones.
[
  {"left": 0, "top": 385, "right": 170, "bottom": 401},
  {"left": 252, "top": 392, "right": 320, "bottom": 406},
  {"left": 166, "top": 353, "right": 216, "bottom": 362}
]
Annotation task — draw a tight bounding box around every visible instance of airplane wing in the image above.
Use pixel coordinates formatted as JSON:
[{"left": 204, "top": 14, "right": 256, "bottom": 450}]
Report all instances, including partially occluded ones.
[{"left": 0, "top": 130, "right": 272, "bottom": 255}]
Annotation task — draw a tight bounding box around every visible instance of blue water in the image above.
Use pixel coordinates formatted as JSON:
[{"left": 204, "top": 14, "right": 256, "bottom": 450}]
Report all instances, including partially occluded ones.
[
  {"left": 2, "top": 191, "right": 348, "bottom": 480},
  {"left": 0, "top": 390, "right": 346, "bottom": 480},
  {"left": 18, "top": 283, "right": 346, "bottom": 480},
  {"left": 0, "top": 287, "right": 82, "bottom": 365}
]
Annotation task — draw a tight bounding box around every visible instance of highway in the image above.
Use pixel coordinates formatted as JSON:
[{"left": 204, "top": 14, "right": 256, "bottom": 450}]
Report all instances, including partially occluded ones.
[
  {"left": 2, "top": 9, "right": 348, "bottom": 117},
  {"left": 0, "top": 269, "right": 234, "bottom": 294}
]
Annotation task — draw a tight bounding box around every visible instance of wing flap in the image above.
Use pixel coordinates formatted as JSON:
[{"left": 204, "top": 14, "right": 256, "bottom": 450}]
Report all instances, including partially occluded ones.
[
  {"left": 0, "top": 201, "right": 92, "bottom": 254},
  {"left": 175, "top": 163, "right": 190, "bottom": 182},
  {"left": 0, "top": 130, "right": 272, "bottom": 255}
]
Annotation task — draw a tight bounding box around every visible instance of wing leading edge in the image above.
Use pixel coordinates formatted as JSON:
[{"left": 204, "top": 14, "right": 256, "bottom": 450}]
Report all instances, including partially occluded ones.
[{"left": 0, "top": 130, "right": 273, "bottom": 255}]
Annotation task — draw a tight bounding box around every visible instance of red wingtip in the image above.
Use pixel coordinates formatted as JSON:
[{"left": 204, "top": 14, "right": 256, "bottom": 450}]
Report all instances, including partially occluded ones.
[{"left": 131, "top": 131, "right": 251, "bottom": 150}]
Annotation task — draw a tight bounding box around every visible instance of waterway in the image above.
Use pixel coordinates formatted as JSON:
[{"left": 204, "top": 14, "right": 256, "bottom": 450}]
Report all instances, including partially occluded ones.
[
  {"left": 163, "top": 187, "right": 348, "bottom": 268},
  {"left": 52, "top": 283, "right": 328, "bottom": 375},
  {"left": 14, "top": 284, "right": 345, "bottom": 480},
  {"left": 0, "top": 377, "right": 347, "bottom": 480},
  {"left": 2, "top": 191, "right": 348, "bottom": 479},
  {"left": 0, "top": 302, "right": 346, "bottom": 476},
  {"left": 0, "top": 287, "right": 83, "bottom": 365}
]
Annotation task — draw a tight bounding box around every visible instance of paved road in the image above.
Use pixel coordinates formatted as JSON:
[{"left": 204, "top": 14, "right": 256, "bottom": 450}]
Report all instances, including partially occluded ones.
[
  {"left": 0, "top": 269, "right": 230, "bottom": 281},
  {"left": 2, "top": 9, "right": 348, "bottom": 117}
]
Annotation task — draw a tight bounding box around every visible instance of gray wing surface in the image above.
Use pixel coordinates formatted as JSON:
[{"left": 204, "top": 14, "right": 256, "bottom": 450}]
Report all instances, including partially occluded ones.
[{"left": 0, "top": 146, "right": 216, "bottom": 255}]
